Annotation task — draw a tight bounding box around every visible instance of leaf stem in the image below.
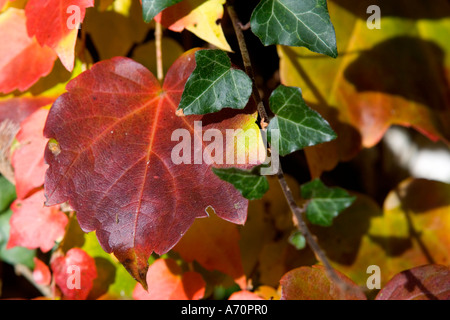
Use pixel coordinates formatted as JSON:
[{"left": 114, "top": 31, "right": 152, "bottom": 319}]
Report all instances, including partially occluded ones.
[{"left": 155, "top": 22, "right": 164, "bottom": 82}]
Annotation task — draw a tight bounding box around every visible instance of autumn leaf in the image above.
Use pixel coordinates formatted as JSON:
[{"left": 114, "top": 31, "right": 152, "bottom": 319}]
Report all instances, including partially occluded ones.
[
  {"left": 25, "top": 0, "right": 94, "bottom": 71},
  {"left": 307, "top": 178, "right": 450, "bottom": 289},
  {"left": 278, "top": 0, "right": 450, "bottom": 176},
  {"left": 376, "top": 264, "right": 450, "bottom": 300},
  {"left": 0, "top": 8, "right": 57, "bottom": 93},
  {"left": 43, "top": 49, "right": 264, "bottom": 287},
  {"left": 228, "top": 290, "right": 264, "bottom": 300},
  {"left": 173, "top": 208, "right": 246, "bottom": 288},
  {"left": 280, "top": 265, "right": 366, "bottom": 300},
  {"left": 12, "top": 108, "right": 50, "bottom": 200},
  {"left": 154, "top": 0, "right": 231, "bottom": 51},
  {"left": 84, "top": 1, "right": 153, "bottom": 60},
  {"left": 7, "top": 190, "right": 68, "bottom": 253},
  {"left": 0, "top": 96, "right": 55, "bottom": 124},
  {"left": 51, "top": 248, "right": 98, "bottom": 300},
  {"left": 32, "top": 257, "right": 52, "bottom": 286},
  {"left": 133, "top": 258, "right": 206, "bottom": 300}
]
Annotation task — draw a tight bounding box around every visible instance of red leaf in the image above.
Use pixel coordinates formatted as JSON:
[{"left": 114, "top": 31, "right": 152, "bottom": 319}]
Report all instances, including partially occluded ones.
[
  {"left": 33, "top": 257, "right": 51, "bottom": 286},
  {"left": 376, "top": 264, "right": 450, "bottom": 300},
  {"left": 132, "top": 258, "right": 205, "bottom": 300},
  {"left": 43, "top": 49, "right": 262, "bottom": 286},
  {"left": 51, "top": 248, "right": 97, "bottom": 300},
  {"left": 7, "top": 189, "right": 68, "bottom": 252},
  {"left": 228, "top": 290, "right": 263, "bottom": 300},
  {"left": 25, "top": 0, "right": 94, "bottom": 71},
  {"left": 173, "top": 210, "right": 246, "bottom": 288},
  {"left": 280, "top": 265, "right": 366, "bottom": 300},
  {"left": 0, "top": 8, "right": 57, "bottom": 93},
  {"left": 12, "top": 108, "right": 49, "bottom": 199},
  {"left": 0, "top": 96, "right": 55, "bottom": 124}
]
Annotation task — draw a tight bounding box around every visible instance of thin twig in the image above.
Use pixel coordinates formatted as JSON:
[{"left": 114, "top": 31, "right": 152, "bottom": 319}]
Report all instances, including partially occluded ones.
[
  {"left": 155, "top": 22, "right": 164, "bottom": 82},
  {"left": 14, "top": 264, "right": 53, "bottom": 299},
  {"left": 226, "top": 1, "right": 364, "bottom": 299},
  {"left": 226, "top": 4, "right": 269, "bottom": 127}
]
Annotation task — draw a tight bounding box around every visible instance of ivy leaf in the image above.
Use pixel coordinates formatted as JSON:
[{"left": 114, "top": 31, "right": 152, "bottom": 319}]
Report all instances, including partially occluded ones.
[
  {"left": 212, "top": 167, "right": 269, "bottom": 200},
  {"left": 288, "top": 230, "right": 306, "bottom": 250},
  {"left": 178, "top": 49, "right": 253, "bottom": 116},
  {"left": 250, "top": 0, "right": 337, "bottom": 57},
  {"left": 142, "top": 0, "right": 183, "bottom": 22},
  {"left": 267, "top": 85, "right": 336, "bottom": 156},
  {"left": 43, "top": 49, "right": 263, "bottom": 288},
  {"left": 301, "top": 178, "right": 355, "bottom": 226},
  {"left": 25, "top": 0, "right": 94, "bottom": 71},
  {"left": 0, "top": 175, "right": 16, "bottom": 212}
]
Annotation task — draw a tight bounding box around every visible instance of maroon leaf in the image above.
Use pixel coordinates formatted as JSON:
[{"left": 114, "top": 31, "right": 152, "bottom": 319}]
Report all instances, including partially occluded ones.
[
  {"left": 43, "top": 49, "right": 263, "bottom": 287},
  {"left": 376, "top": 264, "right": 450, "bottom": 300}
]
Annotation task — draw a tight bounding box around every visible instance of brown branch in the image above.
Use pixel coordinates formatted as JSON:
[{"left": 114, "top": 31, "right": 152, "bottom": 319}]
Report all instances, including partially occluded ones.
[
  {"left": 226, "top": 4, "right": 269, "bottom": 127},
  {"left": 226, "top": 1, "right": 364, "bottom": 299}
]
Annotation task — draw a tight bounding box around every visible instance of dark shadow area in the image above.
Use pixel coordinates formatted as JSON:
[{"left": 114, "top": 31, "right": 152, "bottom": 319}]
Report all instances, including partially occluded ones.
[
  {"left": 344, "top": 36, "right": 450, "bottom": 114},
  {"left": 368, "top": 235, "right": 413, "bottom": 257},
  {"left": 88, "top": 257, "right": 117, "bottom": 299},
  {"left": 331, "top": 0, "right": 450, "bottom": 20},
  {"left": 309, "top": 196, "right": 382, "bottom": 265},
  {"left": 402, "top": 269, "right": 439, "bottom": 299}
]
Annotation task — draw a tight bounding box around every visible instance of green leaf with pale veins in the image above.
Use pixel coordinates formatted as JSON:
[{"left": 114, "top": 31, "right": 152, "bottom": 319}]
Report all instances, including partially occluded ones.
[
  {"left": 250, "top": 0, "right": 337, "bottom": 57},
  {"left": 212, "top": 167, "right": 269, "bottom": 200},
  {"left": 301, "top": 179, "right": 355, "bottom": 227},
  {"left": 267, "top": 85, "right": 336, "bottom": 156},
  {"left": 178, "top": 50, "right": 253, "bottom": 116},
  {"left": 142, "top": 0, "right": 183, "bottom": 23}
]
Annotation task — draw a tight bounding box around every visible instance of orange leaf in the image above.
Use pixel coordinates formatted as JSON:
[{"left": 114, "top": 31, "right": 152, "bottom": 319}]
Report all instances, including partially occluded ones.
[
  {"left": 12, "top": 108, "right": 49, "bottom": 199},
  {"left": 25, "top": 0, "right": 94, "bottom": 71},
  {"left": 32, "top": 257, "right": 51, "bottom": 286},
  {"left": 173, "top": 209, "right": 246, "bottom": 288},
  {"left": 7, "top": 190, "right": 68, "bottom": 253},
  {"left": 0, "top": 8, "right": 57, "bottom": 93},
  {"left": 133, "top": 258, "right": 206, "bottom": 300}
]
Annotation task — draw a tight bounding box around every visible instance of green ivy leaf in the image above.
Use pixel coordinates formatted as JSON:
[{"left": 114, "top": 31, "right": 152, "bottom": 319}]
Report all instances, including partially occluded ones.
[
  {"left": 178, "top": 50, "right": 253, "bottom": 116},
  {"left": 301, "top": 179, "right": 356, "bottom": 226},
  {"left": 142, "top": 0, "right": 183, "bottom": 23},
  {"left": 267, "top": 85, "right": 336, "bottom": 156},
  {"left": 212, "top": 167, "right": 269, "bottom": 200},
  {"left": 0, "top": 210, "right": 36, "bottom": 268},
  {"left": 288, "top": 231, "right": 306, "bottom": 250},
  {"left": 250, "top": 0, "right": 338, "bottom": 57},
  {"left": 0, "top": 176, "right": 16, "bottom": 213}
]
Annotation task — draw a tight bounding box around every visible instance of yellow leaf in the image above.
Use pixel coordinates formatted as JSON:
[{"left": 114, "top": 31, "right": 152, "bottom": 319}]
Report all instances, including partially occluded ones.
[{"left": 156, "top": 0, "right": 231, "bottom": 52}]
